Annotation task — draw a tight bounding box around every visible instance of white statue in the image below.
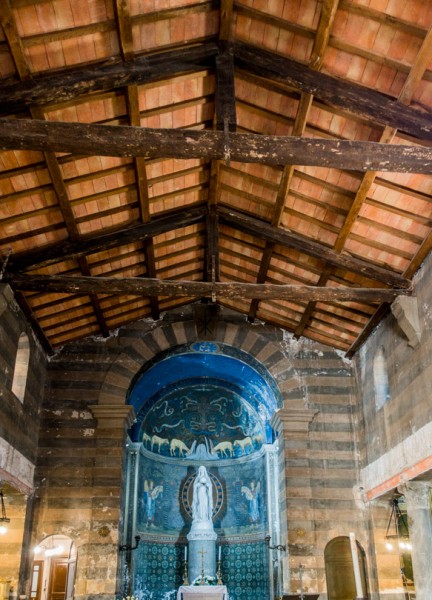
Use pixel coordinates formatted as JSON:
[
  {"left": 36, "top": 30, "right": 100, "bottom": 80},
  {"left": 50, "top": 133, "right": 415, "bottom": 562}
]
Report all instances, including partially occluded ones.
[{"left": 192, "top": 465, "right": 213, "bottom": 523}]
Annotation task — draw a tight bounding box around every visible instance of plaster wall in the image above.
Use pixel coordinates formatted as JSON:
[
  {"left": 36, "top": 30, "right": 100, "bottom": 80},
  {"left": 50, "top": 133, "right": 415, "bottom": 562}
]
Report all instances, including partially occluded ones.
[
  {"left": 354, "top": 250, "right": 432, "bottom": 598},
  {"left": 356, "top": 250, "right": 432, "bottom": 485}
]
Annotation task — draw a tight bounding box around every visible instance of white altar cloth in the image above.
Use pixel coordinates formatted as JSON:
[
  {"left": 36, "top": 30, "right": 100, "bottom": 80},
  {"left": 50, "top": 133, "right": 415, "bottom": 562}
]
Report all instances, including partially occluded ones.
[{"left": 177, "top": 585, "right": 228, "bottom": 599}]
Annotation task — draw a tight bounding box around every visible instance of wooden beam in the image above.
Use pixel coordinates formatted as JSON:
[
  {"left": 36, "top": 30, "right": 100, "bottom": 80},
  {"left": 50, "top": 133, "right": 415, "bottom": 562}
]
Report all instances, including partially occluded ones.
[
  {"left": 220, "top": 0, "right": 234, "bottom": 42},
  {"left": 114, "top": 0, "right": 134, "bottom": 61},
  {"left": 295, "top": 23, "right": 432, "bottom": 340},
  {"left": 125, "top": 83, "right": 160, "bottom": 319},
  {"left": 0, "top": 43, "right": 218, "bottom": 113},
  {"left": 234, "top": 41, "right": 432, "bottom": 140},
  {"left": 249, "top": 2, "right": 339, "bottom": 323},
  {"left": 0, "top": 0, "right": 30, "bottom": 79},
  {"left": 309, "top": 0, "right": 340, "bottom": 69},
  {"left": 215, "top": 43, "right": 236, "bottom": 132},
  {"left": 218, "top": 206, "right": 411, "bottom": 289},
  {"left": 5, "top": 273, "right": 411, "bottom": 302},
  {"left": 2, "top": 119, "right": 432, "bottom": 171},
  {"left": 7, "top": 205, "right": 207, "bottom": 272}
]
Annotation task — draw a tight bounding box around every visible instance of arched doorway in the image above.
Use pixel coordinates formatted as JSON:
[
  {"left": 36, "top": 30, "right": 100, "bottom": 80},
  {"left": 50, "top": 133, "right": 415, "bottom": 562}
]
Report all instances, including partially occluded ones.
[
  {"left": 324, "top": 536, "right": 368, "bottom": 600},
  {"left": 30, "top": 535, "right": 77, "bottom": 600},
  {"left": 120, "top": 342, "right": 283, "bottom": 600}
]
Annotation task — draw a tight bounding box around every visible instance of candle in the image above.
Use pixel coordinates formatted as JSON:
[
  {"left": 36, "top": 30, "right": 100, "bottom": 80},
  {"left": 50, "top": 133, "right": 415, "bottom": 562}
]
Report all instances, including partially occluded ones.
[
  {"left": 218, "top": 545, "right": 222, "bottom": 561},
  {"left": 184, "top": 546, "right": 187, "bottom": 561},
  {"left": 349, "top": 532, "right": 364, "bottom": 598}
]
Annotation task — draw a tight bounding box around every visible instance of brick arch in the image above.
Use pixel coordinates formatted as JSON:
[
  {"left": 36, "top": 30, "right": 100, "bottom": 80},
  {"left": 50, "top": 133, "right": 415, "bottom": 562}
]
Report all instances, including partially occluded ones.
[{"left": 97, "top": 317, "right": 307, "bottom": 408}]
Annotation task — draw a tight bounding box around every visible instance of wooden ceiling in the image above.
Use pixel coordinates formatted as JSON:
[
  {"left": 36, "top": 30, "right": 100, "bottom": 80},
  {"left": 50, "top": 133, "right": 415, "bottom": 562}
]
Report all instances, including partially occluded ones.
[{"left": 0, "top": 0, "right": 431, "bottom": 355}]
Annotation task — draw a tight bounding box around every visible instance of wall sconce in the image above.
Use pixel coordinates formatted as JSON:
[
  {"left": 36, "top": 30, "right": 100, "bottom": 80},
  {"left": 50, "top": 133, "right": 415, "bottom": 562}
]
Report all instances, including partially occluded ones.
[
  {"left": 119, "top": 535, "right": 141, "bottom": 552},
  {"left": 0, "top": 490, "right": 10, "bottom": 535},
  {"left": 264, "top": 534, "right": 286, "bottom": 552}
]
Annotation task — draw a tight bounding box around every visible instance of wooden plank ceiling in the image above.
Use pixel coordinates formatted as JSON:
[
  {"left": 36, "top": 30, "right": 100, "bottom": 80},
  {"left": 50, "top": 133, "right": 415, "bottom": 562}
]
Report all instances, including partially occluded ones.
[{"left": 0, "top": 0, "right": 431, "bottom": 355}]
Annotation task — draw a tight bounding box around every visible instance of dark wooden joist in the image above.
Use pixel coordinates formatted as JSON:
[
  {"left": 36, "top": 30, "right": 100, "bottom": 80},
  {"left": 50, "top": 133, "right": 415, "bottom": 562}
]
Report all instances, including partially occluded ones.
[
  {"left": 218, "top": 206, "right": 411, "bottom": 289},
  {"left": 1, "top": 119, "right": 432, "bottom": 172},
  {"left": 234, "top": 41, "right": 432, "bottom": 141},
  {"left": 0, "top": 43, "right": 218, "bottom": 114},
  {"left": 4, "top": 273, "right": 411, "bottom": 303},
  {"left": 7, "top": 205, "right": 207, "bottom": 272},
  {"left": 215, "top": 42, "right": 236, "bottom": 132}
]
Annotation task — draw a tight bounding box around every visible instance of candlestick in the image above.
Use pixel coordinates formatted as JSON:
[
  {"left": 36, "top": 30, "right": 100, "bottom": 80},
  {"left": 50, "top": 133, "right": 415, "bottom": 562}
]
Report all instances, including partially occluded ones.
[
  {"left": 182, "top": 557, "right": 189, "bottom": 585},
  {"left": 217, "top": 558, "right": 223, "bottom": 586}
]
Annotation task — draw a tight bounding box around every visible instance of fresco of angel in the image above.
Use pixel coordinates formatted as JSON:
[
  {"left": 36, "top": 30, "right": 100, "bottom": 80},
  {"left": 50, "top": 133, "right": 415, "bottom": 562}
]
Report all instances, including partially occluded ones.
[
  {"left": 241, "top": 480, "right": 260, "bottom": 524},
  {"left": 143, "top": 480, "right": 163, "bottom": 527}
]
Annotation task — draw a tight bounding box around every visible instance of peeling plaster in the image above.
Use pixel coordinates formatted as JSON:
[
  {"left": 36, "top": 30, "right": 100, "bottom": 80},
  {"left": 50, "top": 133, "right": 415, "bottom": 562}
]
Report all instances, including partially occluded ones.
[
  {"left": 361, "top": 420, "right": 432, "bottom": 497},
  {"left": 0, "top": 437, "right": 35, "bottom": 492}
]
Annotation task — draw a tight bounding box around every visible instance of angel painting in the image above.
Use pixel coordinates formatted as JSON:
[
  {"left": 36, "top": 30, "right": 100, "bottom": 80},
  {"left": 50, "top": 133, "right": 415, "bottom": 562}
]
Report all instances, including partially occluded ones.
[
  {"left": 143, "top": 480, "right": 163, "bottom": 527},
  {"left": 241, "top": 480, "right": 261, "bottom": 524}
]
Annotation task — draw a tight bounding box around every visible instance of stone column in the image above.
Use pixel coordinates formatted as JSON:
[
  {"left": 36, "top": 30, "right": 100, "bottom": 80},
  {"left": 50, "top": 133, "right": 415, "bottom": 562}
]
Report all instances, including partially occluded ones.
[
  {"left": 271, "top": 407, "right": 318, "bottom": 595},
  {"left": 399, "top": 481, "right": 432, "bottom": 600}
]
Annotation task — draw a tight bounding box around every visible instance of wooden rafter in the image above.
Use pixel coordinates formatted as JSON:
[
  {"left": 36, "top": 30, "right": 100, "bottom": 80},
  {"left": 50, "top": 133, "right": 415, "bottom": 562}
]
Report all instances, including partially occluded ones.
[
  {"left": 0, "top": 43, "right": 218, "bottom": 114},
  {"left": 0, "top": 0, "right": 110, "bottom": 339},
  {"left": 249, "top": 0, "right": 340, "bottom": 322},
  {"left": 342, "top": 23, "right": 432, "bottom": 352},
  {"left": 115, "top": 0, "right": 160, "bottom": 321},
  {"left": 234, "top": 42, "right": 432, "bottom": 140},
  {"left": 205, "top": 2, "right": 235, "bottom": 287},
  {"left": 218, "top": 207, "right": 411, "bottom": 289},
  {"left": 6, "top": 206, "right": 207, "bottom": 272},
  {"left": 0, "top": 0, "right": 112, "bottom": 342}
]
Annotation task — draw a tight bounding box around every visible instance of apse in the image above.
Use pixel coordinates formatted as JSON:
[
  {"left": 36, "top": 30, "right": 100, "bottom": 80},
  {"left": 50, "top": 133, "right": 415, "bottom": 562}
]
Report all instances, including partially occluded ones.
[{"left": 121, "top": 342, "right": 282, "bottom": 600}]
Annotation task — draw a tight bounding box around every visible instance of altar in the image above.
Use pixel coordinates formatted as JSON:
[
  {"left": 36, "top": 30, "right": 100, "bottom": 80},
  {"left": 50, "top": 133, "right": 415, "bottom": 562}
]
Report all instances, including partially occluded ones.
[{"left": 177, "top": 585, "right": 228, "bottom": 600}]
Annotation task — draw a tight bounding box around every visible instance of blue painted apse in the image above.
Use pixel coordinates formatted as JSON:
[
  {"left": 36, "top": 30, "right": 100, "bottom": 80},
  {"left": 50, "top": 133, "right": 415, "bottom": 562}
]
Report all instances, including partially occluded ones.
[{"left": 122, "top": 343, "right": 278, "bottom": 600}]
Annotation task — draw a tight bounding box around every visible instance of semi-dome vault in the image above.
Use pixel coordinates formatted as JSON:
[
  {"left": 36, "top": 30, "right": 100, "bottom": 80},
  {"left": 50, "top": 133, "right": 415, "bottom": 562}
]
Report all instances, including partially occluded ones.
[{"left": 128, "top": 341, "right": 282, "bottom": 460}]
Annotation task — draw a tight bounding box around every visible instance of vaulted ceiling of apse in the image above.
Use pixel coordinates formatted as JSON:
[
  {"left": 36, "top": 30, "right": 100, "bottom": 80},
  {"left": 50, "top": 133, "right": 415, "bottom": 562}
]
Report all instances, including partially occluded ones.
[{"left": 127, "top": 342, "right": 281, "bottom": 460}]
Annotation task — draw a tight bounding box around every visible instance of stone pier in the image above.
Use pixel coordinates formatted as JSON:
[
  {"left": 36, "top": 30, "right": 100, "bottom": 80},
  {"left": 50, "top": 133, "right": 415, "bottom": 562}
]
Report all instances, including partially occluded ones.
[{"left": 399, "top": 481, "right": 432, "bottom": 600}]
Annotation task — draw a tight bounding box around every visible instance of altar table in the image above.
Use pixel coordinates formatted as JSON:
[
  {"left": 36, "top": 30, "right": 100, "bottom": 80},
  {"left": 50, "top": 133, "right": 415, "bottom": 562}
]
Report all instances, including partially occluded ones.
[{"left": 177, "top": 585, "right": 228, "bottom": 599}]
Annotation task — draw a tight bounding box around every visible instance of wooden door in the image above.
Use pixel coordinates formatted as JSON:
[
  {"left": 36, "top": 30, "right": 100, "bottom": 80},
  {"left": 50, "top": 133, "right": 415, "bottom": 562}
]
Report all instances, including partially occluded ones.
[
  {"left": 48, "top": 559, "right": 68, "bottom": 600},
  {"left": 324, "top": 536, "right": 368, "bottom": 600},
  {"left": 29, "top": 560, "right": 44, "bottom": 600}
]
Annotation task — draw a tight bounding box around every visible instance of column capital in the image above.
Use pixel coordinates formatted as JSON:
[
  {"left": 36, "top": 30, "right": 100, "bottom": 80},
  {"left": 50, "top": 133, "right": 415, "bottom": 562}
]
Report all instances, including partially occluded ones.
[
  {"left": 89, "top": 404, "right": 136, "bottom": 429},
  {"left": 398, "top": 481, "right": 432, "bottom": 510},
  {"left": 270, "top": 407, "right": 318, "bottom": 434}
]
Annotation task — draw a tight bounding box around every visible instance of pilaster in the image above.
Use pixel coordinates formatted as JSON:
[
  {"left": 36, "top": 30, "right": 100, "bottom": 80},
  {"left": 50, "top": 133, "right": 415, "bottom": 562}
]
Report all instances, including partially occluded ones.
[
  {"left": 398, "top": 481, "right": 432, "bottom": 600},
  {"left": 73, "top": 404, "right": 135, "bottom": 600},
  {"left": 271, "top": 407, "right": 318, "bottom": 594}
]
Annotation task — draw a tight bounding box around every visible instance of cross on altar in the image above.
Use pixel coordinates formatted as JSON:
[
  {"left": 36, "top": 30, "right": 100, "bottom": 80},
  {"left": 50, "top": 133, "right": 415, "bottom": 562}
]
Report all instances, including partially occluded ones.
[{"left": 198, "top": 547, "right": 207, "bottom": 585}]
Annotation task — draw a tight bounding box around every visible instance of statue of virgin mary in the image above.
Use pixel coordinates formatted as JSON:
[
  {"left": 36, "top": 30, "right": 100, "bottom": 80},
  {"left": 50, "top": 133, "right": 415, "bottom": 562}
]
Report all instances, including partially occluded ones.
[{"left": 191, "top": 465, "right": 213, "bottom": 523}]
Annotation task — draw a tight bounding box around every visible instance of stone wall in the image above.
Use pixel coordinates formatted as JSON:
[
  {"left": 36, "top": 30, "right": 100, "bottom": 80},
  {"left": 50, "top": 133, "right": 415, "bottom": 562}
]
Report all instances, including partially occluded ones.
[
  {"left": 32, "top": 304, "right": 364, "bottom": 599},
  {"left": 354, "top": 249, "right": 432, "bottom": 598},
  {"left": 0, "top": 284, "right": 46, "bottom": 595}
]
